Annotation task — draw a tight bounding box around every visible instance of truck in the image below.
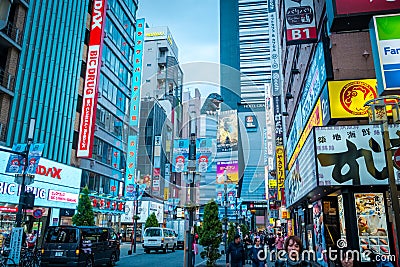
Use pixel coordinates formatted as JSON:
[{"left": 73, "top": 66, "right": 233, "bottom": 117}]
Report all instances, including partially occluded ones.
[{"left": 166, "top": 220, "right": 185, "bottom": 249}]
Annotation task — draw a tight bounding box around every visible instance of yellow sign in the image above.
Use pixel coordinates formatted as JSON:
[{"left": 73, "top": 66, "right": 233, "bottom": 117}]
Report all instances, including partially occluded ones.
[
  {"left": 269, "top": 179, "right": 277, "bottom": 188},
  {"left": 145, "top": 32, "right": 165, "bottom": 37},
  {"left": 328, "top": 79, "right": 377, "bottom": 118},
  {"left": 288, "top": 99, "right": 322, "bottom": 170},
  {"left": 269, "top": 218, "right": 275, "bottom": 225},
  {"left": 164, "top": 188, "right": 169, "bottom": 200},
  {"left": 276, "top": 146, "right": 285, "bottom": 200}
]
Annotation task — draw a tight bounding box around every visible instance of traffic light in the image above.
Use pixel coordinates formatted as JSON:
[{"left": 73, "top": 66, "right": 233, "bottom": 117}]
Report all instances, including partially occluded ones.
[{"left": 189, "top": 133, "right": 196, "bottom": 160}]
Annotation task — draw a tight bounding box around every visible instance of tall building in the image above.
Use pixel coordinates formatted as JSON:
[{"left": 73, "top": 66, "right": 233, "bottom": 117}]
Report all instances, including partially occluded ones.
[
  {"left": 4, "top": 1, "right": 87, "bottom": 163},
  {"left": 75, "top": 0, "right": 139, "bottom": 227},
  {"left": 220, "top": 0, "right": 270, "bottom": 228},
  {"left": 137, "top": 26, "right": 183, "bottom": 208}
]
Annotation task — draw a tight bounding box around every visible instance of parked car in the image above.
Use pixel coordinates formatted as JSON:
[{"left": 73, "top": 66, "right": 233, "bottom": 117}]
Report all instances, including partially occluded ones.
[
  {"left": 142, "top": 227, "right": 177, "bottom": 253},
  {"left": 41, "top": 226, "right": 120, "bottom": 267}
]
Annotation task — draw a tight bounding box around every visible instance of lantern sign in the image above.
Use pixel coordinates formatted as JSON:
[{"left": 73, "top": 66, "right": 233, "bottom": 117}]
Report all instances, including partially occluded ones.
[{"left": 111, "top": 186, "right": 116, "bottom": 192}]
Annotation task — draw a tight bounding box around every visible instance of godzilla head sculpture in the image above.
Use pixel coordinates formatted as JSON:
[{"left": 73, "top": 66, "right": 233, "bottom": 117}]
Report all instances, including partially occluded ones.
[{"left": 200, "top": 93, "right": 223, "bottom": 114}]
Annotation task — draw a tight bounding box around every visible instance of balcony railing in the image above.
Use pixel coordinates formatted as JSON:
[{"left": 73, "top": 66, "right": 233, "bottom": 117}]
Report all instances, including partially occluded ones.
[
  {"left": 1, "top": 22, "right": 23, "bottom": 46},
  {"left": 0, "top": 69, "right": 16, "bottom": 92}
]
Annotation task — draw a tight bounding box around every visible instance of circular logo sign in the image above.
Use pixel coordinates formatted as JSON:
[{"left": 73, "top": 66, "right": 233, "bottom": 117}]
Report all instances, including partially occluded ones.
[
  {"left": 33, "top": 209, "right": 43, "bottom": 219},
  {"left": 126, "top": 184, "right": 134, "bottom": 193},
  {"left": 394, "top": 148, "right": 400, "bottom": 169},
  {"left": 339, "top": 81, "right": 377, "bottom": 115}
]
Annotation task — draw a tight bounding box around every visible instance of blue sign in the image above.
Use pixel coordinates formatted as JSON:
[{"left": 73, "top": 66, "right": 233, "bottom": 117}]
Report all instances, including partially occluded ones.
[{"left": 5, "top": 143, "right": 44, "bottom": 174}]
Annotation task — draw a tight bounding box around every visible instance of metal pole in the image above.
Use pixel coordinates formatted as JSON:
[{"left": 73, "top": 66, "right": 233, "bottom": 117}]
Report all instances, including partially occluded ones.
[
  {"left": 235, "top": 193, "right": 238, "bottom": 224},
  {"left": 224, "top": 181, "right": 227, "bottom": 254},
  {"left": 186, "top": 133, "right": 196, "bottom": 267},
  {"left": 133, "top": 184, "right": 139, "bottom": 253},
  {"left": 382, "top": 122, "right": 400, "bottom": 260},
  {"left": 187, "top": 175, "right": 194, "bottom": 267}
]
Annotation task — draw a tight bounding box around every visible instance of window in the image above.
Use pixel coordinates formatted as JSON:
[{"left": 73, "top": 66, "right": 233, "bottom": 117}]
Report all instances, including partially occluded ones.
[
  {"left": 45, "top": 228, "right": 78, "bottom": 243},
  {"left": 147, "top": 63, "right": 151, "bottom": 67}
]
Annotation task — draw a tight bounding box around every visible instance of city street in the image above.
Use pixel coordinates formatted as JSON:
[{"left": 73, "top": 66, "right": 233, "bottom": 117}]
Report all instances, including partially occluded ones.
[{"left": 117, "top": 242, "right": 255, "bottom": 267}]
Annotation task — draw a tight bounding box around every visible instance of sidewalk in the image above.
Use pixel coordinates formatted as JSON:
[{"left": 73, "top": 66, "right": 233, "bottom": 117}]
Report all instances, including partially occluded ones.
[{"left": 119, "top": 242, "right": 145, "bottom": 258}]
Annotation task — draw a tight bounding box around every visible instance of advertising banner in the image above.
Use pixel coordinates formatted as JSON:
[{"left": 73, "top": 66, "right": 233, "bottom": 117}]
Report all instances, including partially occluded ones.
[
  {"left": 327, "top": 79, "right": 378, "bottom": 118},
  {"left": 284, "top": 0, "right": 317, "bottom": 45},
  {"left": 354, "top": 193, "right": 390, "bottom": 262},
  {"left": 217, "top": 110, "right": 238, "bottom": 152},
  {"left": 285, "top": 133, "right": 317, "bottom": 207},
  {"left": 0, "top": 151, "right": 82, "bottom": 209},
  {"left": 371, "top": 14, "right": 400, "bottom": 93},
  {"left": 196, "top": 138, "right": 216, "bottom": 173},
  {"left": 125, "top": 135, "right": 137, "bottom": 198},
  {"left": 130, "top": 18, "right": 145, "bottom": 126},
  {"left": 267, "top": 0, "right": 281, "bottom": 96},
  {"left": 172, "top": 139, "right": 189, "bottom": 173},
  {"left": 315, "top": 125, "right": 400, "bottom": 186},
  {"left": 77, "top": 0, "right": 107, "bottom": 158},
  {"left": 313, "top": 200, "right": 328, "bottom": 267},
  {"left": 332, "top": 0, "right": 400, "bottom": 16},
  {"left": 216, "top": 160, "right": 239, "bottom": 184},
  {"left": 273, "top": 96, "right": 283, "bottom": 146},
  {"left": 337, "top": 194, "right": 346, "bottom": 241},
  {"left": 276, "top": 146, "right": 285, "bottom": 201}
]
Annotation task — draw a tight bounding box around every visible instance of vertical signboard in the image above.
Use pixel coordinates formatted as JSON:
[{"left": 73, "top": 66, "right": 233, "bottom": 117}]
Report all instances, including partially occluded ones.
[
  {"left": 337, "top": 194, "right": 346, "bottom": 241},
  {"left": 273, "top": 96, "right": 283, "bottom": 146},
  {"left": 284, "top": 0, "right": 317, "bottom": 45},
  {"left": 313, "top": 200, "right": 327, "bottom": 267},
  {"left": 268, "top": 0, "right": 281, "bottom": 96},
  {"left": 130, "top": 18, "right": 145, "bottom": 126},
  {"left": 172, "top": 139, "right": 189, "bottom": 173},
  {"left": 77, "top": 0, "right": 107, "bottom": 158},
  {"left": 276, "top": 146, "right": 285, "bottom": 200},
  {"left": 371, "top": 14, "right": 400, "bottom": 94},
  {"left": 125, "top": 136, "right": 137, "bottom": 198},
  {"left": 354, "top": 193, "right": 390, "bottom": 262}
]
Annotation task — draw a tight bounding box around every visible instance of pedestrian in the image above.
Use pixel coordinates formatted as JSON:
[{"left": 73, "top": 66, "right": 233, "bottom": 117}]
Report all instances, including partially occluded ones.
[
  {"left": 274, "top": 233, "right": 284, "bottom": 254},
  {"left": 26, "top": 230, "right": 37, "bottom": 250},
  {"left": 226, "top": 234, "right": 246, "bottom": 267},
  {"left": 192, "top": 234, "right": 199, "bottom": 267},
  {"left": 243, "top": 234, "right": 253, "bottom": 264},
  {"left": 275, "top": 235, "right": 317, "bottom": 267},
  {"left": 250, "top": 237, "right": 266, "bottom": 267},
  {"left": 81, "top": 234, "right": 92, "bottom": 255}
]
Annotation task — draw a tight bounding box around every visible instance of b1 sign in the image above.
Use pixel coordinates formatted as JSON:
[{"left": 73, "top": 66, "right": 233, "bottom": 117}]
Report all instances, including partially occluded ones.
[
  {"left": 371, "top": 14, "right": 400, "bottom": 93},
  {"left": 284, "top": 0, "right": 317, "bottom": 45}
]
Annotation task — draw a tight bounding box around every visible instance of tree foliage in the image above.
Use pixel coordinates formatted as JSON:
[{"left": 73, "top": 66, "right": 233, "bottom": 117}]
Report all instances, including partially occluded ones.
[
  {"left": 144, "top": 212, "right": 159, "bottom": 229},
  {"left": 72, "top": 186, "right": 95, "bottom": 226},
  {"left": 240, "top": 223, "right": 249, "bottom": 238},
  {"left": 227, "top": 222, "right": 236, "bottom": 245},
  {"left": 199, "top": 200, "right": 222, "bottom": 266}
]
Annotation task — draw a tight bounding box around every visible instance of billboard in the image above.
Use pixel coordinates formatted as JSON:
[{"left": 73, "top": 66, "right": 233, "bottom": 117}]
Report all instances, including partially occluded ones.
[
  {"left": 130, "top": 18, "right": 145, "bottom": 126},
  {"left": 371, "top": 14, "right": 400, "bottom": 93},
  {"left": 284, "top": 0, "right": 317, "bottom": 45},
  {"left": 125, "top": 135, "right": 137, "bottom": 198},
  {"left": 216, "top": 160, "right": 239, "bottom": 184},
  {"left": 285, "top": 131, "right": 317, "bottom": 207},
  {"left": 332, "top": 0, "right": 400, "bottom": 16},
  {"left": 267, "top": 0, "right": 281, "bottom": 96},
  {"left": 77, "top": 0, "right": 107, "bottom": 158},
  {"left": 217, "top": 110, "right": 238, "bottom": 152},
  {"left": 315, "top": 125, "right": 400, "bottom": 186},
  {"left": 276, "top": 146, "right": 285, "bottom": 201},
  {"left": 326, "top": 79, "right": 378, "bottom": 118},
  {"left": 172, "top": 139, "right": 189, "bottom": 173}
]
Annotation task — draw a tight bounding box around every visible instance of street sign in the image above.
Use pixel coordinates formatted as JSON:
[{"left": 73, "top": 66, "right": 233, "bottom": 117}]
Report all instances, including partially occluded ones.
[
  {"left": 126, "top": 184, "right": 134, "bottom": 193},
  {"left": 394, "top": 147, "right": 400, "bottom": 168},
  {"left": 32, "top": 209, "right": 43, "bottom": 219},
  {"left": 9, "top": 227, "right": 23, "bottom": 264}
]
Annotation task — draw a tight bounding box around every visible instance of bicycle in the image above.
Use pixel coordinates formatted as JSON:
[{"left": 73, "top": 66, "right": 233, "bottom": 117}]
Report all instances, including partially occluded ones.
[
  {"left": 0, "top": 250, "right": 16, "bottom": 267},
  {"left": 19, "top": 248, "right": 41, "bottom": 267}
]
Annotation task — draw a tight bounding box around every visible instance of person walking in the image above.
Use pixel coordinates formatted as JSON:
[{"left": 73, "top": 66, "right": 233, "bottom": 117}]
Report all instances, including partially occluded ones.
[
  {"left": 26, "top": 230, "right": 37, "bottom": 250},
  {"left": 274, "top": 233, "right": 284, "bottom": 255},
  {"left": 251, "top": 237, "right": 266, "bottom": 267},
  {"left": 192, "top": 234, "right": 199, "bottom": 267},
  {"left": 226, "top": 234, "right": 246, "bottom": 267}
]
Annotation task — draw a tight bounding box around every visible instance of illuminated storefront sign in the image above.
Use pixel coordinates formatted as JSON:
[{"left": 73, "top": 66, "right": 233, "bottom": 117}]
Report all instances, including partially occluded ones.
[{"left": 77, "top": 0, "right": 107, "bottom": 158}]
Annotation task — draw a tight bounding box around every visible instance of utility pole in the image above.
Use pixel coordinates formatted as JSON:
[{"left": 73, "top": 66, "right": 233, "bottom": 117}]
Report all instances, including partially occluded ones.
[
  {"left": 186, "top": 133, "right": 196, "bottom": 267},
  {"left": 224, "top": 170, "right": 228, "bottom": 254},
  {"left": 133, "top": 183, "right": 139, "bottom": 253}
]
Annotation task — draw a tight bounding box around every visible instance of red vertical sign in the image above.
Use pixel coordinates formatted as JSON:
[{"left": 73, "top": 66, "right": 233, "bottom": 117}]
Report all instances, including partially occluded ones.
[{"left": 77, "top": 0, "right": 107, "bottom": 158}]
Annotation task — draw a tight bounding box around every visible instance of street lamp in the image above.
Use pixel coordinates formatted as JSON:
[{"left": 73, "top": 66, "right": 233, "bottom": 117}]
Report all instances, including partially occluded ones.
[
  {"left": 365, "top": 96, "right": 400, "bottom": 259},
  {"left": 223, "top": 169, "right": 229, "bottom": 254}
]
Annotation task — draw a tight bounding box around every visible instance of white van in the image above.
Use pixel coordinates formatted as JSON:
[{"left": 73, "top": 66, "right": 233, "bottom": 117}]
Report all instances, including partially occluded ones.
[{"left": 142, "top": 227, "right": 177, "bottom": 253}]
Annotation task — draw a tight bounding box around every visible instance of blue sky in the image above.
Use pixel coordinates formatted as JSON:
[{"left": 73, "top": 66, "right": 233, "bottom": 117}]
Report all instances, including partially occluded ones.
[{"left": 137, "top": 0, "right": 220, "bottom": 98}]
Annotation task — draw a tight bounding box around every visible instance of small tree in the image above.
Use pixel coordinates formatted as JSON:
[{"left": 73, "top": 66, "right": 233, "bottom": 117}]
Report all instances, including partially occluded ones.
[
  {"left": 240, "top": 223, "right": 249, "bottom": 238},
  {"left": 72, "top": 186, "right": 95, "bottom": 226},
  {"left": 144, "top": 212, "right": 159, "bottom": 229},
  {"left": 199, "top": 200, "right": 222, "bottom": 267},
  {"left": 227, "top": 222, "right": 236, "bottom": 245}
]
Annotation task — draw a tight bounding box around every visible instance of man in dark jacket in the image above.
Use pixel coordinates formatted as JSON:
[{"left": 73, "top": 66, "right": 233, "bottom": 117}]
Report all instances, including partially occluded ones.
[{"left": 226, "top": 234, "right": 245, "bottom": 267}]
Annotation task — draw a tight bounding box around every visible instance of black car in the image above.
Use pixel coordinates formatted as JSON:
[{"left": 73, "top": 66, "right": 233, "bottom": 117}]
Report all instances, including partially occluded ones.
[{"left": 41, "top": 226, "right": 120, "bottom": 267}]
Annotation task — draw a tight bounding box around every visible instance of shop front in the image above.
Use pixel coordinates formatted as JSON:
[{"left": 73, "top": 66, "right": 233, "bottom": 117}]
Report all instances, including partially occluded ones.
[
  {"left": 285, "top": 124, "right": 400, "bottom": 266},
  {"left": 0, "top": 150, "right": 82, "bottom": 244}
]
